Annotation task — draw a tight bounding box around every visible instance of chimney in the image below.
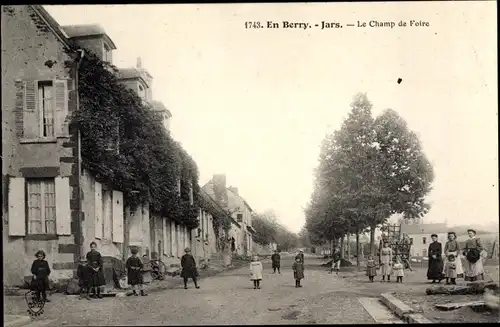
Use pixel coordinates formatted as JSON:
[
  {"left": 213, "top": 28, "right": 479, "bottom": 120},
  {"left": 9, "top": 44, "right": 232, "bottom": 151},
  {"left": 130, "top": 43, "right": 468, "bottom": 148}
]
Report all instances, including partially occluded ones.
[
  {"left": 228, "top": 186, "right": 238, "bottom": 195},
  {"left": 137, "top": 57, "right": 142, "bottom": 69}
]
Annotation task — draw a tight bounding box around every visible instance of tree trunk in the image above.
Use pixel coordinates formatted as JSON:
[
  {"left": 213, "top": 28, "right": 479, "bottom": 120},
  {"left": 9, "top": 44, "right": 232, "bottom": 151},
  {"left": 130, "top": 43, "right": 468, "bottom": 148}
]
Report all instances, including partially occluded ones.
[
  {"left": 356, "top": 226, "right": 360, "bottom": 267},
  {"left": 340, "top": 237, "right": 345, "bottom": 259},
  {"left": 370, "top": 224, "right": 376, "bottom": 256},
  {"left": 347, "top": 234, "right": 351, "bottom": 260}
]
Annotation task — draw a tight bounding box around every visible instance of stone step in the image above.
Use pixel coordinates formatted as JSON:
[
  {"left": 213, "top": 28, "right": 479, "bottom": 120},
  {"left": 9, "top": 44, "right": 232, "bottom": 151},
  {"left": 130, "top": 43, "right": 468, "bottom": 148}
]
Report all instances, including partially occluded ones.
[{"left": 358, "top": 297, "right": 405, "bottom": 324}]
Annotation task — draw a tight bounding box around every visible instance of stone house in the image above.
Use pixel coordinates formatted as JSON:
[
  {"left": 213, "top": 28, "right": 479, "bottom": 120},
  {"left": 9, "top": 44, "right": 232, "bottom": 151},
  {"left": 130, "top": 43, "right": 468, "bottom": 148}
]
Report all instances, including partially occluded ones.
[
  {"left": 2, "top": 6, "right": 195, "bottom": 287},
  {"left": 192, "top": 188, "right": 237, "bottom": 263},
  {"left": 202, "top": 174, "right": 256, "bottom": 256},
  {"left": 2, "top": 5, "right": 85, "bottom": 286}
]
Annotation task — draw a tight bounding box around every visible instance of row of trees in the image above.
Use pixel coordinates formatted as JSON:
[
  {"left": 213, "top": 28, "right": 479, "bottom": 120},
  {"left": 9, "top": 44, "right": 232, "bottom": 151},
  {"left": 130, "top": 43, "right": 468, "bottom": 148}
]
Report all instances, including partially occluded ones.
[
  {"left": 304, "top": 93, "right": 434, "bottom": 263},
  {"left": 252, "top": 210, "right": 300, "bottom": 252}
]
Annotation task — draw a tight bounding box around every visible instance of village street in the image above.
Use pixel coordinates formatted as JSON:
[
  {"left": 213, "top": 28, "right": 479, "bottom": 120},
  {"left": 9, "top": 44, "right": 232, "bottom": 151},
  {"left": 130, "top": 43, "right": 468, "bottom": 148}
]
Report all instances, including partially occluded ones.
[{"left": 5, "top": 253, "right": 380, "bottom": 326}]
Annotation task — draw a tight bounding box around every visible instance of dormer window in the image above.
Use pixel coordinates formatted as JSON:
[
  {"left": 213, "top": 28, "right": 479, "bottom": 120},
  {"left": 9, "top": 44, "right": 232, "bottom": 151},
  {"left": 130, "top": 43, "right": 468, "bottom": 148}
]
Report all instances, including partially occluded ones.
[
  {"left": 138, "top": 84, "right": 146, "bottom": 100},
  {"left": 102, "top": 44, "right": 112, "bottom": 63}
]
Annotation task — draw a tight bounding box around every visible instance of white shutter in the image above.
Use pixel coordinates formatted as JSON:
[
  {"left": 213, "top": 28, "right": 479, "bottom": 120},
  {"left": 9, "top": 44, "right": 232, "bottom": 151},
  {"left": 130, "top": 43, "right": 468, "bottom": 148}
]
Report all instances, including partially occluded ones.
[
  {"left": 94, "top": 181, "right": 103, "bottom": 239},
  {"left": 23, "top": 80, "right": 39, "bottom": 139},
  {"left": 53, "top": 79, "right": 69, "bottom": 137},
  {"left": 112, "top": 190, "right": 124, "bottom": 243},
  {"left": 8, "top": 177, "right": 26, "bottom": 236},
  {"left": 55, "top": 177, "right": 71, "bottom": 235}
]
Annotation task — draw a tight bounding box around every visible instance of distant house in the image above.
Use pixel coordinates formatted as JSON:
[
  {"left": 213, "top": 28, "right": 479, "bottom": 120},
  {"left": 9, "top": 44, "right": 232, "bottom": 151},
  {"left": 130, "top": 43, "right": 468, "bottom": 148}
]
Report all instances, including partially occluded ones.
[
  {"left": 400, "top": 222, "right": 449, "bottom": 257},
  {"left": 202, "top": 174, "right": 256, "bottom": 256}
]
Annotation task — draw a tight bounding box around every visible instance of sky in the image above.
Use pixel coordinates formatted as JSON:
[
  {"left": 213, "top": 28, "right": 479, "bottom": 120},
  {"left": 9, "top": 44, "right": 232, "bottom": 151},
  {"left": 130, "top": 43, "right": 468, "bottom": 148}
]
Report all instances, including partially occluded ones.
[{"left": 45, "top": 2, "right": 498, "bottom": 234}]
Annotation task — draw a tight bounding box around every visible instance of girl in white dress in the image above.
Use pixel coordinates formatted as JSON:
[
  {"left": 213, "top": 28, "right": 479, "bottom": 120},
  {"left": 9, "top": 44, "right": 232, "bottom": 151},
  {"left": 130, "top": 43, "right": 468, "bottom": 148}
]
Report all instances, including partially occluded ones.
[
  {"left": 250, "top": 255, "right": 263, "bottom": 289},
  {"left": 392, "top": 256, "right": 404, "bottom": 283}
]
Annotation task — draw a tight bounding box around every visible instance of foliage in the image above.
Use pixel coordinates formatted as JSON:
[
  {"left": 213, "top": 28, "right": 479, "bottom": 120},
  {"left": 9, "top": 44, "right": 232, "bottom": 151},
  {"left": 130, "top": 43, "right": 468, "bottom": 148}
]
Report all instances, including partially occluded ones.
[
  {"left": 305, "top": 93, "right": 434, "bottom": 253},
  {"left": 71, "top": 48, "right": 200, "bottom": 229},
  {"left": 252, "top": 212, "right": 279, "bottom": 246}
]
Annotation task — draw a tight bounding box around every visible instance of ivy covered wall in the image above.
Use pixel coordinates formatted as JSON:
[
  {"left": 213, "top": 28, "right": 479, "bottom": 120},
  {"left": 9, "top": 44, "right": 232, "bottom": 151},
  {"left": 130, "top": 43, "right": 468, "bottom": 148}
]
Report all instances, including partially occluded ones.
[{"left": 70, "top": 48, "right": 199, "bottom": 229}]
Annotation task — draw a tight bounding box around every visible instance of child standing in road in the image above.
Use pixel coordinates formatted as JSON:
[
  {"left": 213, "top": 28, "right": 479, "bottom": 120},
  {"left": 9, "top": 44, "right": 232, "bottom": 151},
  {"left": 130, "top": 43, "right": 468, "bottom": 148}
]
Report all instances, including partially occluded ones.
[
  {"left": 126, "top": 247, "right": 147, "bottom": 296},
  {"left": 392, "top": 256, "right": 405, "bottom": 283},
  {"left": 271, "top": 250, "right": 281, "bottom": 274},
  {"left": 77, "top": 256, "right": 90, "bottom": 300},
  {"left": 444, "top": 254, "right": 458, "bottom": 285},
  {"left": 329, "top": 249, "right": 341, "bottom": 275},
  {"left": 30, "top": 250, "right": 51, "bottom": 302},
  {"left": 250, "top": 255, "right": 263, "bottom": 289},
  {"left": 292, "top": 256, "right": 305, "bottom": 287},
  {"left": 366, "top": 255, "right": 377, "bottom": 282}
]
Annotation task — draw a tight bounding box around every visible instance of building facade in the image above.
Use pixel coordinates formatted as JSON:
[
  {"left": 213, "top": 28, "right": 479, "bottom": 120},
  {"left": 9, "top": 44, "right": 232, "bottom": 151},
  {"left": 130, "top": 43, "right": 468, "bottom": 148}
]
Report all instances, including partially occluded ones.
[
  {"left": 202, "top": 174, "right": 255, "bottom": 256},
  {"left": 2, "top": 5, "right": 84, "bottom": 286},
  {"left": 2, "top": 6, "right": 196, "bottom": 286},
  {"left": 400, "top": 221, "right": 448, "bottom": 257}
]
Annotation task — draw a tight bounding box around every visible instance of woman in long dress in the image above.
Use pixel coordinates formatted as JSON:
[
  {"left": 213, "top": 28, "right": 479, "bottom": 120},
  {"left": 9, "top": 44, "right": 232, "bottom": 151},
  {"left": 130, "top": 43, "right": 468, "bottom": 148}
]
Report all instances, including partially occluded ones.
[
  {"left": 379, "top": 241, "right": 393, "bottom": 282},
  {"left": 443, "top": 232, "right": 464, "bottom": 283},
  {"left": 463, "top": 229, "right": 485, "bottom": 281},
  {"left": 427, "top": 234, "right": 444, "bottom": 283}
]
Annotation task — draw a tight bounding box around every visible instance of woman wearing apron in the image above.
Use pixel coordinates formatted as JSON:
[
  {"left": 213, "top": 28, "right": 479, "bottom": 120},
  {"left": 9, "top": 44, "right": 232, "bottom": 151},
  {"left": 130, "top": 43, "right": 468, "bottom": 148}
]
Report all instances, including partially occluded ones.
[{"left": 463, "top": 229, "right": 485, "bottom": 281}]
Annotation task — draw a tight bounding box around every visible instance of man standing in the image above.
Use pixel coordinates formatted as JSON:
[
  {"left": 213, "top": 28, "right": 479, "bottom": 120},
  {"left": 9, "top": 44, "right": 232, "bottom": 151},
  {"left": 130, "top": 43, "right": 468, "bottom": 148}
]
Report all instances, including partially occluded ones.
[
  {"left": 181, "top": 248, "right": 200, "bottom": 289},
  {"left": 271, "top": 250, "right": 281, "bottom": 274}
]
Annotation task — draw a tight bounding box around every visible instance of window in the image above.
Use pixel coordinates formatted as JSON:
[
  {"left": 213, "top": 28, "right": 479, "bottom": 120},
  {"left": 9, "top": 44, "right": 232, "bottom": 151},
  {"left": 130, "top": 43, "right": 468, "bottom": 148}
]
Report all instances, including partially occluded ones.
[
  {"left": 422, "top": 249, "right": 427, "bottom": 257},
  {"left": 38, "top": 81, "right": 54, "bottom": 137},
  {"left": 410, "top": 238, "right": 414, "bottom": 245},
  {"left": 138, "top": 84, "right": 146, "bottom": 100},
  {"left": 27, "top": 179, "right": 56, "bottom": 234},
  {"left": 237, "top": 214, "right": 243, "bottom": 222},
  {"left": 422, "top": 237, "right": 427, "bottom": 245},
  {"left": 102, "top": 45, "right": 111, "bottom": 63}
]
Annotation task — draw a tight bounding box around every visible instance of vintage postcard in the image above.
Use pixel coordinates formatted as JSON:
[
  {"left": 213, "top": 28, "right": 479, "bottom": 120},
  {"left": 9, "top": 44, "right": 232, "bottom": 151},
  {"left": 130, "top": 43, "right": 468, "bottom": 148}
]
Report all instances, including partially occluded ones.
[{"left": 2, "top": 2, "right": 498, "bottom": 325}]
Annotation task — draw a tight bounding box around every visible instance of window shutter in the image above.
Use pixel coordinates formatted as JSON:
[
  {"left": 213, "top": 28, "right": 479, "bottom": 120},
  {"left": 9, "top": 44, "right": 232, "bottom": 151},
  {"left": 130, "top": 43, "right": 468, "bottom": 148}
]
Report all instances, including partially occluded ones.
[
  {"left": 23, "top": 80, "right": 39, "bottom": 139},
  {"left": 55, "top": 177, "right": 71, "bottom": 235},
  {"left": 53, "top": 79, "right": 69, "bottom": 137},
  {"left": 112, "top": 190, "right": 124, "bottom": 243},
  {"left": 95, "top": 181, "right": 103, "bottom": 239},
  {"left": 8, "top": 177, "right": 26, "bottom": 236}
]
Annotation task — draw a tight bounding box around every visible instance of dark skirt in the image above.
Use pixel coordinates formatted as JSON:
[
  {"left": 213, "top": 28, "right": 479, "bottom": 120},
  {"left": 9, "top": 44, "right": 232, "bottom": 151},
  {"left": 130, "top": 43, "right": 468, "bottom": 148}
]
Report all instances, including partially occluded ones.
[
  {"left": 294, "top": 271, "right": 304, "bottom": 280},
  {"left": 272, "top": 262, "right": 281, "bottom": 268},
  {"left": 427, "top": 258, "right": 444, "bottom": 280},
  {"left": 31, "top": 276, "right": 49, "bottom": 292},
  {"left": 181, "top": 268, "right": 198, "bottom": 279},
  {"left": 127, "top": 269, "right": 143, "bottom": 286},
  {"left": 88, "top": 268, "right": 106, "bottom": 287}
]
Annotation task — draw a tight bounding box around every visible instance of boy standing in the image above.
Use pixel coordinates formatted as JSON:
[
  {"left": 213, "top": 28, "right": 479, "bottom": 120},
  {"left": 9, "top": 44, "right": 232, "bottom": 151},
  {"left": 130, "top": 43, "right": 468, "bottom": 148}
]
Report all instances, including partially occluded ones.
[
  {"left": 126, "top": 247, "right": 147, "bottom": 296},
  {"left": 271, "top": 250, "right": 281, "bottom": 274},
  {"left": 77, "top": 256, "right": 90, "bottom": 300},
  {"left": 292, "top": 257, "right": 305, "bottom": 287}
]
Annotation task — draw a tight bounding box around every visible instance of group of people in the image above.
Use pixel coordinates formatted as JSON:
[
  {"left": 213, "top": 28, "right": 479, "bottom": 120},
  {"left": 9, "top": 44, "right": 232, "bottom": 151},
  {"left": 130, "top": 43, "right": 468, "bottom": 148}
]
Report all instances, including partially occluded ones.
[
  {"left": 427, "top": 229, "right": 486, "bottom": 284},
  {"left": 249, "top": 250, "right": 306, "bottom": 289},
  {"left": 361, "top": 228, "right": 488, "bottom": 284},
  {"left": 30, "top": 243, "right": 202, "bottom": 302}
]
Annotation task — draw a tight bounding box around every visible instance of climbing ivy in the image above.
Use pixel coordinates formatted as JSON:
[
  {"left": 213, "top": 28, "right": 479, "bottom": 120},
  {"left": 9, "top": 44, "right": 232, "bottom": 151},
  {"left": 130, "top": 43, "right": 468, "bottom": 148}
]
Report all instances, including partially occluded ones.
[{"left": 70, "top": 48, "right": 199, "bottom": 229}]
